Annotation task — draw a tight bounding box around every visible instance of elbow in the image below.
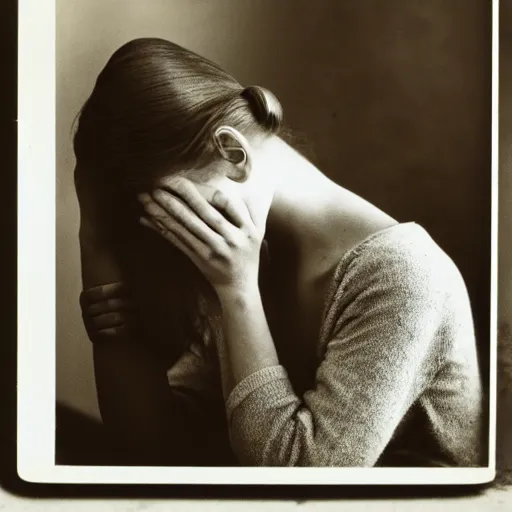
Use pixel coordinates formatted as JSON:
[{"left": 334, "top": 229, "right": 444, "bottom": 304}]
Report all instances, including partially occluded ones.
[{"left": 230, "top": 411, "right": 323, "bottom": 467}]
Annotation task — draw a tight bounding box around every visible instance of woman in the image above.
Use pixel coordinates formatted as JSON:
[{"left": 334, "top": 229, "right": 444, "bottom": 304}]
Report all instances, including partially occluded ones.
[{"left": 75, "top": 38, "right": 483, "bottom": 467}]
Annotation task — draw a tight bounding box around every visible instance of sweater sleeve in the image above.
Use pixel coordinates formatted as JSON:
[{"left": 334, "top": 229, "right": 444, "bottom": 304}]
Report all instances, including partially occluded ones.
[{"left": 225, "top": 238, "right": 452, "bottom": 466}]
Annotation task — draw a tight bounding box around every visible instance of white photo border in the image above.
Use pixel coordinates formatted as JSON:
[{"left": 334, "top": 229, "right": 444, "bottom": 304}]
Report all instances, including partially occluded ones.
[{"left": 16, "top": 0, "right": 499, "bottom": 485}]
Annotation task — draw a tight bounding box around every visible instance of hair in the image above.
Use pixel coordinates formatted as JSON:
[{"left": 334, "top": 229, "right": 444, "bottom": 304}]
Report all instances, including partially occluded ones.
[
  {"left": 74, "top": 37, "right": 284, "bottom": 195},
  {"left": 73, "top": 38, "right": 287, "bottom": 365}
]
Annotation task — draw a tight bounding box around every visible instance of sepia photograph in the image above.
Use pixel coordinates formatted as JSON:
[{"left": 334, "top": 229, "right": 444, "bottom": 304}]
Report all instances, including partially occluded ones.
[{"left": 17, "top": 0, "right": 499, "bottom": 485}]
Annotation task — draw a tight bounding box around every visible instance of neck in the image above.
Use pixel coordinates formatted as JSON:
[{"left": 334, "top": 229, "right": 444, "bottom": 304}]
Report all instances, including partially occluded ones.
[
  {"left": 264, "top": 139, "right": 342, "bottom": 258},
  {"left": 263, "top": 137, "right": 396, "bottom": 270}
]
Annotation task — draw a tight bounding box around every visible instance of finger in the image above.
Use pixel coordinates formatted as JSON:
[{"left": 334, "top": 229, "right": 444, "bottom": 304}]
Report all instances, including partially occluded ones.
[
  {"left": 139, "top": 197, "right": 217, "bottom": 260},
  {"left": 141, "top": 215, "right": 197, "bottom": 259},
  {"left": 210, "top": 189, "right": 253, "bottom": 229},
  {"left": 140, "top": 214, "right": 169, "bottom": 238},
  {"left": 85, "top": 311, "right": 127, "bottom": 331},
  {"left": 97, "top": 326, "right": 130, "bottom": 338},
  {"left": 87, "top": 325, "right": 131, "bottom": 342},
  {"left": 151, "top": 189, "right": 227, "bottom": 247},
  {"left": 162, "top": 178, "right": 237, "bottom": 237},
  {"left": 80, "top": 282, "right": 129, "bottom": 306},
  {"left": 140, "top": 213, "right": 195, "bottom": 257},
  {"left": 139, "top": 215, "right": 208, "bottom": 265},
  {"left": 85, "top": 297, "right": 133, "bottom": 317}
]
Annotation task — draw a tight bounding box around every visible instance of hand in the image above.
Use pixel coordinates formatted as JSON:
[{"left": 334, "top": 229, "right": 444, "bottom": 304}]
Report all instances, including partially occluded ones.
[
  {"left": 80, "top": 282, "right": 133, "bottom": 341},
  {"left": 138, "top": 177, "right": 264, "bottom": 297}
]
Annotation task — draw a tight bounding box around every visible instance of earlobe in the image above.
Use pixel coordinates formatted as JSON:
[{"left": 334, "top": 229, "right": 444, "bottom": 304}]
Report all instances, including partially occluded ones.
[{"left": 214, "top": 126, "right": 252, "bottom": 183}]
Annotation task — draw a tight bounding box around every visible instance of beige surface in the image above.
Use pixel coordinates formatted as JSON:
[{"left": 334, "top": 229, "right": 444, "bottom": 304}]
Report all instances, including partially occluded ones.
[{"left": 1, "top": 488, "right": 512, "bottom": 511}]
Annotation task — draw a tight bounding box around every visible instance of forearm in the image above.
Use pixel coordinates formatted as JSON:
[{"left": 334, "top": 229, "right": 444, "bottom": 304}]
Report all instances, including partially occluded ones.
[
  {"left": 216, "top": 283, "right": 279, "bottom": 397},
  {"left": 79, "top": 228, "right": 123, "bottom": 289},
  {"left": 82, "top": 283, "right": 225, "bottom": 465},
  {"left": 93, "top": 335, "right": 216, "bottom": 465},
  {"left": 215, "top": 284, "right": 301, "bottom": 465}
]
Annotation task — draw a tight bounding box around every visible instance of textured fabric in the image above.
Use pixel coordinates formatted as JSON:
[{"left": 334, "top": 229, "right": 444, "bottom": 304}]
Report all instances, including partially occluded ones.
[{"left": 225, "top": 222, "right": 483, "bottom": 467}]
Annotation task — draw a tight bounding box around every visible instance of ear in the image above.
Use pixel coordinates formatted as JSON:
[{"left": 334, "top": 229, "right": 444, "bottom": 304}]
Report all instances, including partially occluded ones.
[{"left": 213, "top": 126, "right": 253, "bottom": 183}]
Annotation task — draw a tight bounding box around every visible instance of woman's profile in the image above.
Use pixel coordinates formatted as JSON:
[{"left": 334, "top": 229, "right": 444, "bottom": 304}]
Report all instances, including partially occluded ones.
[{"left": 74, "top": 37, "right": 484, "bottom": 467}]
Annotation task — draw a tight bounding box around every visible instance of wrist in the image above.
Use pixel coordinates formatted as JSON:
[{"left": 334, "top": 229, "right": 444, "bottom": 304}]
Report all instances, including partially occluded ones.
[{"left": 215, "top": 280, "right": 261, "bottom": 309}]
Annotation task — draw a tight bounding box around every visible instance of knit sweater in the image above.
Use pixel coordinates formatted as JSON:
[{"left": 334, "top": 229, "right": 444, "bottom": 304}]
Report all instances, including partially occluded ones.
[{"left": 167, "top": 222, "right": 484, "bottom": 467}]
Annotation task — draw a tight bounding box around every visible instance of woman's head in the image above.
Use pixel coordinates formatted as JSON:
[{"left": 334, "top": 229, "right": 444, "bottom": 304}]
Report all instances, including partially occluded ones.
[
  {"left": 74, "top": 38, "right": 290, "bottom": 351},
  {"left": 73, "top": 38, "right": 315, "bottom": 359},
  {"left": 74, "top": 37, "right": 285, "bottom": 213}
]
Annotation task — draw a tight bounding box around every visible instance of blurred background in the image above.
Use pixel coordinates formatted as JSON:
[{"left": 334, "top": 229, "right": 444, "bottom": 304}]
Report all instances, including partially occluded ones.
[{"left": 56, "top": 0, "right": 497, "bottom": 465}]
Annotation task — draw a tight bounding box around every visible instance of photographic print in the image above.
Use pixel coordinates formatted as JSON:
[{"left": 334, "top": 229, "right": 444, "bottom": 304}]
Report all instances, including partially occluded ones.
[{"left": 17, "top": 0, "right": 498, "bottom": 485}]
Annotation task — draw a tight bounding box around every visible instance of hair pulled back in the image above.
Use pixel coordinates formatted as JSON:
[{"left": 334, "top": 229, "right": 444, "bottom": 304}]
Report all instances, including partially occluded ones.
[{"left": 74, "top": 38, "right": 283, "bottom": 192}]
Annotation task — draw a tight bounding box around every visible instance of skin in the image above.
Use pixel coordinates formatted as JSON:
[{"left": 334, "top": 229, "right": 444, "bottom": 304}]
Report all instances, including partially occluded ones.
[{"left": 136, "top": 126, "right": 398, "bottom": 398}]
